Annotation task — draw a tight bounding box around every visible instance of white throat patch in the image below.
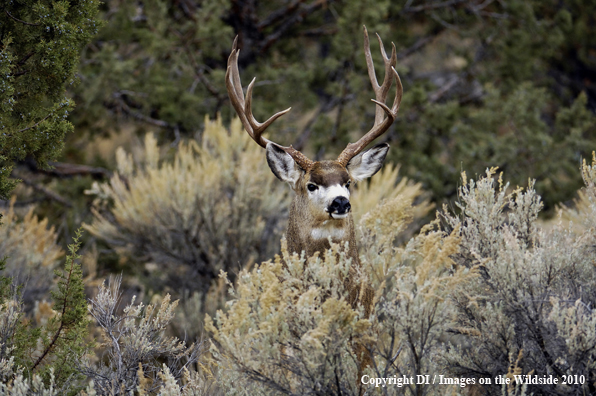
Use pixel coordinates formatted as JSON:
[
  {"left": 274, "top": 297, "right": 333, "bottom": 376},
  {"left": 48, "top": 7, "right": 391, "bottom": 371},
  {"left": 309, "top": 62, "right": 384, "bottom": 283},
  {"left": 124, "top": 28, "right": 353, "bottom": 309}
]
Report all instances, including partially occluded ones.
[{"left": 310, "top": 227, "right": 346, "bottom": 240}]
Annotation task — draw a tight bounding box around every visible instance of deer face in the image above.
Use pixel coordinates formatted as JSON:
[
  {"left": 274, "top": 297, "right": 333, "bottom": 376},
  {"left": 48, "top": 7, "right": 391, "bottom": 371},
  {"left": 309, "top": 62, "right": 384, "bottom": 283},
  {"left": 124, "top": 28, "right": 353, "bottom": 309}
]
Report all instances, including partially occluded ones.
[
  {"left": 306, "top": 161, "right": 352, "bottom": 220},
  {"left": 266, "top": 142, "right": 389, "bottom": 221},
  {"left": 226, "top": 26, "right": 401, "bottom": 234}
]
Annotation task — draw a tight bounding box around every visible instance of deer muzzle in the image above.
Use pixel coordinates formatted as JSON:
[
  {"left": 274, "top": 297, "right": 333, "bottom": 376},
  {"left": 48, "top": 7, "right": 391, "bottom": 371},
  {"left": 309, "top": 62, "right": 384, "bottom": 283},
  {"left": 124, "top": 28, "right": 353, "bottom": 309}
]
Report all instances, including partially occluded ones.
[{"left": 328, "top": 196, "right": 351, "bottom": 219}]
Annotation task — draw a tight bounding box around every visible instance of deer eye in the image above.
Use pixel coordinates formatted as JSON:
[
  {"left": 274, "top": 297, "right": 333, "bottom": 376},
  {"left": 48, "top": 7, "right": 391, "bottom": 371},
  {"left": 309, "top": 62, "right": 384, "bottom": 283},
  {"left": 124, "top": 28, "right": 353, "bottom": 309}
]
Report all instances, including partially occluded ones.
[
  {"left": 307, "top": 183, "right": 319, "bottom": 192},
  {"left": 345, "top": 181, "right": 351, "bottom": 189}
]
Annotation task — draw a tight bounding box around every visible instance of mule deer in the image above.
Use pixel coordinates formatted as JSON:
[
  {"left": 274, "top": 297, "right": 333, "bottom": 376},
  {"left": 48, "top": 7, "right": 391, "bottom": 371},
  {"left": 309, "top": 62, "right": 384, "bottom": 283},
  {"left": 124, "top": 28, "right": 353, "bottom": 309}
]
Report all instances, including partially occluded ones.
[{"left": 226, "top": 26, "right": 402, "bottom": 383}]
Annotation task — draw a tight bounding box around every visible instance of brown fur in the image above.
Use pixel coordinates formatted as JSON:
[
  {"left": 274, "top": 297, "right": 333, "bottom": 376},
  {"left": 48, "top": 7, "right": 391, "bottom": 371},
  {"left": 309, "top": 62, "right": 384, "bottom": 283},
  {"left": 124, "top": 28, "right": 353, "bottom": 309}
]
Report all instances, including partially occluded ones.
[
  {"left": 285, "top": 160, "right": 374, "bottom": 393},
  {"left": 286, "top": 161, "right": 355, "bottom": 257},
  {"left": 285, "top": 161, "right": 372, "bottom": 306}
]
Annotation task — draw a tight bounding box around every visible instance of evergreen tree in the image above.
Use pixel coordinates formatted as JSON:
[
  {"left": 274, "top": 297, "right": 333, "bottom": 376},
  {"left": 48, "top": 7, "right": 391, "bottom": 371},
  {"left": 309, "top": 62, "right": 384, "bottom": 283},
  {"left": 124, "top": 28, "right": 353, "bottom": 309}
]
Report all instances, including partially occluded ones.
[
  {"left": 0, "top": 0, "right": 102, "bottom": 199},
  {"left": 0, "top": 229, "right": 90, "bottom": 392}
]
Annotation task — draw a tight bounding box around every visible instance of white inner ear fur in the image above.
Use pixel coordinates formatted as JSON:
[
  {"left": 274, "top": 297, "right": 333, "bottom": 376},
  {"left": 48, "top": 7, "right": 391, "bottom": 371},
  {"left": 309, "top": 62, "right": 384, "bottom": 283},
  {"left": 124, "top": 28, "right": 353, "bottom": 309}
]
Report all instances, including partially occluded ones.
[
  {"left": 266, "top": 143, "right": 303, "bottom": 188},
  {"left": 346, "top": 143, "right": 389, "bottom": 181}
]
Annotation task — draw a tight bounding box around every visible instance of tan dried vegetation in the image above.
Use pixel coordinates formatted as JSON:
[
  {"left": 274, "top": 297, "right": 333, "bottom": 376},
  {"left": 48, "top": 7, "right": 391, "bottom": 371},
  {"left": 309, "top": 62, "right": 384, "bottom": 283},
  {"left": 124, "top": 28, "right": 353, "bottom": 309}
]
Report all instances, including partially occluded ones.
[{"left": 2, "top": 115, "right": 595, "bottom": 396}]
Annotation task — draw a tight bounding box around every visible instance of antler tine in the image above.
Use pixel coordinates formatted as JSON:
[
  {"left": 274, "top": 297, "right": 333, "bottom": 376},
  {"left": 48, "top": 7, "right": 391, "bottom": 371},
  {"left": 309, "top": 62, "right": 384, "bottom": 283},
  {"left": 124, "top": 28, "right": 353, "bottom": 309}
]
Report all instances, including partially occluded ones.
[
  {"left": 245, "top": 78, "right": 291, "bottom": 144},
  {"left": 226, "top": 46, "right": 259, "bottom": 144},
  {"left": 226, "top": 36, "right": 314, "bottom": 170},
  {"left": 228, "top": 37, "right": 244, "bottom": 107},
  {"left": 226, "top": 36, "right": 292, "bottom": 148},
  {"left": 336, "top": 27, "right": 403, "bottom": 167},
  {"left": 363, "top": 27, "right": 397, "bottom": 126}
]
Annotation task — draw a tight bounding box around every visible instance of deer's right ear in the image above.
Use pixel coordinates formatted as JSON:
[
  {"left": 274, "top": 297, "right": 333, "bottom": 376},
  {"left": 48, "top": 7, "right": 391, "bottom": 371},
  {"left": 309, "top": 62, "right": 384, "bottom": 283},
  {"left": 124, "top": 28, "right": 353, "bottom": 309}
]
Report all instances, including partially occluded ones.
[{"left": 266, "top": 143, "right": 303, "bottom": 187}]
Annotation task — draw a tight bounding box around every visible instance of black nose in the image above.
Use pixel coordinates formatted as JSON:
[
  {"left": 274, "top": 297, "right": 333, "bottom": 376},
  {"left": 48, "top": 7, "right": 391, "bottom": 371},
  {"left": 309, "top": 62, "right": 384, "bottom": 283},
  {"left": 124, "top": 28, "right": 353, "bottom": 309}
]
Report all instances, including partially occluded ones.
[{"left": 328, "top": 197, "right": 351, "bottom": 214}]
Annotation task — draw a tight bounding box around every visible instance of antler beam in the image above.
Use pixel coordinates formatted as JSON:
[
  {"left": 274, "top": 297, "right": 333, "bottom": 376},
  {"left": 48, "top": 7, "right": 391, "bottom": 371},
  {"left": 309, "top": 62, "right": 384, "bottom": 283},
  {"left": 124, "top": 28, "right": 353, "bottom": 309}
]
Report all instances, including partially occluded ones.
[
  {"left": 225, "top": 37, "right": 314, "bottom": 170},
  {"left": 336, "top": 26, "right": 403, "bottom": 167}
]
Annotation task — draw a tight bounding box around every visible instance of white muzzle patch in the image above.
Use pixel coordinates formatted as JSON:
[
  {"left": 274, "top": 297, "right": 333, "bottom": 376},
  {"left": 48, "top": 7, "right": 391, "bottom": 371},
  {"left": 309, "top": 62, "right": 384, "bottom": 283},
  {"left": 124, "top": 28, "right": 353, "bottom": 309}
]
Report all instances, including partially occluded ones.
[
  {"left": 322, "top": 184, "right": 350, "bottom": 218},
  {"left": 330, "top": 213, "right": 348, "bottom": 220},
  {"left": 324, "top": 184, "right": 350, "bottom": 203}
]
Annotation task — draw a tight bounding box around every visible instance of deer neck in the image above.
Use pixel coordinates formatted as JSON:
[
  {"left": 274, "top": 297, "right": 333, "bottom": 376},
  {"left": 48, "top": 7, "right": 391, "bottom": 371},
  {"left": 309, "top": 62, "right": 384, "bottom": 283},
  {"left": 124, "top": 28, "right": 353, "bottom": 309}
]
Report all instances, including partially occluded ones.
[{"left": 286, "top": 196, "right": 359, "bottom": 264}]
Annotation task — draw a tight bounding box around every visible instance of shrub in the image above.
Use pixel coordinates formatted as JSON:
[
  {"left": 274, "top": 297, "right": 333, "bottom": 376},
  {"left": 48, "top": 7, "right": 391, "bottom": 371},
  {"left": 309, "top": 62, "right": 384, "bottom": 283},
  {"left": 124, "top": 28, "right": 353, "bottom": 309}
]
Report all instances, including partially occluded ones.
[
  {"left": 4, "top": 154, "right": 595, "bottom": 396},
  {"left": 206, "top": 181, "right": 467, "bottom": 395},
  {"left": 440, "top": 162, "right": 596, "bottom": 396},
  {"left": 555, "top": 152, "right": 596, "bottom": 233},
  {"left": 84, "top": 117, "right": 291, "bottom": 294},
  {"left": 0, "top": 242, "right": 216, "bottom": 395},
  {"left": 205, "top": 154, "right": 596, "bottom": 396},
  {"left": 81, "top": 276, "right": 209, "bottom": 395},
  {"left": 0, "top": 199, "right": 63, "bottom": 309},
  {"left": 350, "top": 163, "right": 434, "bottom": 245}
]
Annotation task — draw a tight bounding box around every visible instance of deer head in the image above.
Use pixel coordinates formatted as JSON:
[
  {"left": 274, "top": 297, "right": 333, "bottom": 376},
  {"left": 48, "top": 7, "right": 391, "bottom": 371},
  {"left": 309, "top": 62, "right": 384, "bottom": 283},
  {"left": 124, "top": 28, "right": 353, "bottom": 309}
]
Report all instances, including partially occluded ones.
[{"left": 226, "top": 26, "right": 402, "bottom": 257}]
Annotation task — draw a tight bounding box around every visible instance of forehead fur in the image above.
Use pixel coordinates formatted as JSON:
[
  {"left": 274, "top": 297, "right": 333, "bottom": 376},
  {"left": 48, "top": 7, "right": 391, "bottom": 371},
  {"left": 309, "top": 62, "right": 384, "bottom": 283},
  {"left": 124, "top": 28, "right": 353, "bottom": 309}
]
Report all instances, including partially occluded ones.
[{"left": 307, "top": 161, "right": 350, "bottom": 186}]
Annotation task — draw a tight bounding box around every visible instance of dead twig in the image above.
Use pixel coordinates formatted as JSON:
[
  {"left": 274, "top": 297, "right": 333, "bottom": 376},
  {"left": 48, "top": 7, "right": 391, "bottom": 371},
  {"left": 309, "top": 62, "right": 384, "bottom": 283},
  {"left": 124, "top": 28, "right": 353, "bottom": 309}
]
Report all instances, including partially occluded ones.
[
  {"left": 293, "top": 96, "right": 341, "bottom": 151},
  {"left": 113, "top": 92, "right": 175, "bottom": 129},
  {"left": 397, "top": 35, "right": 436, "bottom": 59},
  {"left": 45, "top": 162, "right": 112, "bottom": 179},
  {"left": 17, "top": 112, "right": 54, "bottom": 133},
  {"left": 5, "top": 10, "right": 40, "bottom": 26},
  {"left": 297, "top": 26, "right": 338, "bottom": 37},
  {"left": 258, "top": 0, "right": 335, "bottom": 54},
  {"left": 402, "top": 0, "right": 468, "bottom": 13},
  {"left": 16, "top": 51, "right": 35, "bottom": 66},
  {"left": 168, "top": 27, "right": 223, "bottom": 103},
  {"left": 0, "top": 197, "right": 44, "bottom": 207},
  {"left": 429, "top": 75, "right": 460, "bottom": 102},
  {"left": 257, "top": 0, "right": 304, "bottom": 30},
  {"left": 12, "top": 171, "right": 73, "bottom": 208}
]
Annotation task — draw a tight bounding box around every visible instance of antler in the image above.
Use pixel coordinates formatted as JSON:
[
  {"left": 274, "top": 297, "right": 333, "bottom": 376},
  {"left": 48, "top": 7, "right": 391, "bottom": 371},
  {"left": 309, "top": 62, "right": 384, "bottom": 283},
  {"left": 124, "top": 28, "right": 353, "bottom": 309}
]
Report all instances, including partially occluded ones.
[
  {"left": 336, "top": 26, "right": 403, "bottom": 167},
  {"left": 226, "top": 36, "right": 314, "bottom": 170}
]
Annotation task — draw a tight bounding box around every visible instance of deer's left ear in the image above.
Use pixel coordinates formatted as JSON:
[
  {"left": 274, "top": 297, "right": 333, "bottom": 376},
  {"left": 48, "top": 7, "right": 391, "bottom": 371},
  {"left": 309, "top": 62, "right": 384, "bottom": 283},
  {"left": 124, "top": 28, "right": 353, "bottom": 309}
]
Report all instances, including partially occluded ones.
[{"left": 346, "top": 143, "right": 389, "bottom": 181}]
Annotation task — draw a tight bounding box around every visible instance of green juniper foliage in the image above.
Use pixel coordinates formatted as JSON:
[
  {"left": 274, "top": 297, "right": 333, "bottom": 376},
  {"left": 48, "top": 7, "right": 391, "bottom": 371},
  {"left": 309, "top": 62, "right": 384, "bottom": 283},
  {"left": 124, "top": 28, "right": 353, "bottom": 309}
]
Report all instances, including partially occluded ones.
[
  {"left": 0, "top": 259, "right": 10, "bottom": 304},
  {"left": 41, "top": 229, "right": 90, "bottom": 388},
  {"left": 0, "top": 0, "right": 102, "bottom": 199},
  {"left": 7, "top": 229, "right": 90, "bottom": 393},
  {"left": 70, "top": 0, "right": 233, "bottom": 137}
]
